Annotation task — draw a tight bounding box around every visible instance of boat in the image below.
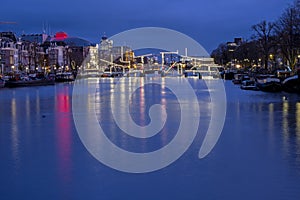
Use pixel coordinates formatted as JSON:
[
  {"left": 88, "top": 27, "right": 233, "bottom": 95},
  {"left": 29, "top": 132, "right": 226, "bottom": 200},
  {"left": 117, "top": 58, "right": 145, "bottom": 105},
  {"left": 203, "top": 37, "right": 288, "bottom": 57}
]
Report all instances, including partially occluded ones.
[
  {"left": 5, "top": 78, "right": 55, "bottom": 88},
  {"left": 282, "top": 75, "right": 300, "bottom": 93},
  {"left": 232, "top": 74, "right": 250, "bottom": 84},
  {"left": 55, "top": 72, "right": 75, "bottom": 82},
  {"left": 240, "top": 80, "right": 259, "bottom": 91},
  {"left": 255, "top": 75, "right": 282, "bottom": 92}
]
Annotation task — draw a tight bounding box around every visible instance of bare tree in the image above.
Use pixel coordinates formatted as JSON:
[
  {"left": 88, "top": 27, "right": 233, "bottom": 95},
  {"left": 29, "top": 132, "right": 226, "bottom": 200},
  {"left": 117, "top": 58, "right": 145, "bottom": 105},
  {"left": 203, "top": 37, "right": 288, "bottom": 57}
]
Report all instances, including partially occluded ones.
[
  {"left": 274, "top": 5, "right": 300, "bottom": 70},
  {"left": 235, "top": 40, "right": 261, "bottom": 67},
  {"left": 252, "top": 20, "right": 275, "bottom": 69},
  {"left": 211, "top": 43, "right": 229, "bottom": 66}
]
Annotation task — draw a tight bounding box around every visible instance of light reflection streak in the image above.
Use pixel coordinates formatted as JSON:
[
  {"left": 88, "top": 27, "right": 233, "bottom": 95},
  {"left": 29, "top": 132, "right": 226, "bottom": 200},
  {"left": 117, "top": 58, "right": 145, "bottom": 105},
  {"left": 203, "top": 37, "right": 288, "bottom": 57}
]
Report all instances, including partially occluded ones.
[
  {"left": 268, "top": 103, "right": 274, "bottom": 134},
  {"left": 160, "top": 85, "right": 168, "bottom": 148},
  {"left": 108, "top": 78, "right": 170, "bottom": 151},
  {"left": 55, "top": 86, "right": 72, "bottom": 184},
  {"left": 139, "top": 78, "right": 145, "bottom": 126},
  {"left": 35, "top": 90, "right": 40, "bottom": 115},
  {"left": 25, "top": 93, "right": 30, "bottom": 120},
  {"left": 282, "top": 101, "right": 289, "bottom": 155},
  {"left": 295, "top": 103, "right": 300, "bottom": 164},
  {"left": 11, "top": 97, "right": 20, "bottom": 172}
]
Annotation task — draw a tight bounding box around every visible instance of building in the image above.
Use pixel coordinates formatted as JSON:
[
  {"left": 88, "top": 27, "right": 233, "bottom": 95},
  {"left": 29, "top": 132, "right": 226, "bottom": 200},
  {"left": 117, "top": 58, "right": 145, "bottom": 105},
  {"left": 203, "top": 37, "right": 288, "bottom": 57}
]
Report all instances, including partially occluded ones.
[
  {"left": 21, "top": 33, "right": 49, "bottom": 44},
  {"left": 0, "top": 30, "right": 103, "bottom": 74},
  {"left": 44, "top": 32, "right": 93, "bottom": 72},
  {"left": 0, "top": 35, "right": 18, "bottom": 72},
  {"left": 98, "top": 35, "right": 132, "bottom": 70}
]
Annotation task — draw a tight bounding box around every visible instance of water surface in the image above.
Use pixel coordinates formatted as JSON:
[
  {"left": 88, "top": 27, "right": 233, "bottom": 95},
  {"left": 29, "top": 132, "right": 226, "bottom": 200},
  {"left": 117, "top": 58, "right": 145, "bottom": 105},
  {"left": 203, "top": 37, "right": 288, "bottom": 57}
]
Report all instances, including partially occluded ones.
[{"left": 1, "top": 79, "right": 300, "bottom": 200}]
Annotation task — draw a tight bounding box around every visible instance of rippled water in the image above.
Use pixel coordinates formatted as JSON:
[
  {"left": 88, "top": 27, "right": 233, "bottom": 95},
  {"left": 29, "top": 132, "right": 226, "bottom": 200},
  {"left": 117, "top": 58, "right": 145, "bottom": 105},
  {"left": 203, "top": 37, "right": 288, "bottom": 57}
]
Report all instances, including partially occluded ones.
[{"left": 1, "top": 78, "right": 300, "bottom": 200}]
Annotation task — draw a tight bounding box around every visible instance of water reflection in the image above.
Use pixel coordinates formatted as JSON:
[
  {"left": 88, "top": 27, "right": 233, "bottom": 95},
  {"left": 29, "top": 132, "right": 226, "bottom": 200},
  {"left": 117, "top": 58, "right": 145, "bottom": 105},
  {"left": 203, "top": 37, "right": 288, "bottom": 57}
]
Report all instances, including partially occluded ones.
[
  {"left": 55, "top": 86, "right": 72, "bottom": 184},
  {"left": 282, "top": 101, "right": 290, "bottom": 158},
  {"left": 295, "top": 103, "right": 300, "bottom": 166},
  {"left": 268, "top": 103, "right": 274, "bottom": 133},
  {"left": 2, "top": 80, "right": 300, "bottom": 199},
  {"left": 96, "top": 78, "right": 180, "bottom": 153},
  {"left": 11, "top": 97, "right": 20, "bottom": 172},
  {"left": 296, "top": 103, "right": 300, "bottom": 137},
  {"left": 276, "top": 100, "right": 300, "bottom": 174}
]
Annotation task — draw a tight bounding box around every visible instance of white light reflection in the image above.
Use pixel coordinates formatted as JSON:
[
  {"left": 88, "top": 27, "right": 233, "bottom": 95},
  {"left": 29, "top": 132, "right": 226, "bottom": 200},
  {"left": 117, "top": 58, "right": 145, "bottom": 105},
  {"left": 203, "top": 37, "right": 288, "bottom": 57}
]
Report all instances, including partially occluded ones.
[
  {"left": 282, "top": 101, "right": 289, "bottom": 154},
  {"left": 11, "top": 97, "right": 20, "bottom": 172},
  {"left": 35, "top": 90, "right": 40, "bottom": 116},
  {"left": 268, "top": 103, "right": 274, "bottom": 134},
  {"left": 25, "top": 93, "right": 30, "bottom": 120},
  {"left": 295, "top": 103, "right": 300, "bottom": 164}
]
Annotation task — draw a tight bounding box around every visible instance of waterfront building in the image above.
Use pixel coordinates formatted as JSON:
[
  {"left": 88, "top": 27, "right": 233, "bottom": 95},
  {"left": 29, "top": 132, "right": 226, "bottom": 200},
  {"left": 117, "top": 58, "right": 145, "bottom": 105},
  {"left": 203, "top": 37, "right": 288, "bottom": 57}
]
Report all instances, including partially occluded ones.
[
  {"left": 43, "top": 31, "right": 93, "bottom": 72},
  {"left": 16, "top": 41, "right": 30, "bottom": 72},
  {"left": 1, "top": 30, "right": 130, "bottom": 74},
  {"left": 85, "top": 45, "right": 99, "bottom": 69},
  {"left": 1, "top": 32, "right": 48, "bottom": 73},
  {"left": 0, "top": 35, "right": 18, "bottom": 73},
  {"left": 0, "top": 32, "right": 17, "bottom": 42}
]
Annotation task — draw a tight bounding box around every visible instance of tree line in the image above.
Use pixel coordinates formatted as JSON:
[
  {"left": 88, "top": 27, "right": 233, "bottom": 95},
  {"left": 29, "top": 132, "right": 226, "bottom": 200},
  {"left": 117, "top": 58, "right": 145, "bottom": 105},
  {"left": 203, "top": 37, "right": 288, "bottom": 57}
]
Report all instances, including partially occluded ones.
[{"left": 211, "top": 1, "right": 300, "bottom": 71}]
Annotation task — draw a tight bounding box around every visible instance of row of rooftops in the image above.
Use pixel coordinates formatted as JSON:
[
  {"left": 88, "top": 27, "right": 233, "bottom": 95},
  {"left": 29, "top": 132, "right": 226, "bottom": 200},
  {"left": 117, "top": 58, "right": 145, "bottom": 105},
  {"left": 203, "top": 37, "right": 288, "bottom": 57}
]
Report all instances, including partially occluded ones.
[{"left": 0, "top": 31, "right": 95, "bottom": 47}]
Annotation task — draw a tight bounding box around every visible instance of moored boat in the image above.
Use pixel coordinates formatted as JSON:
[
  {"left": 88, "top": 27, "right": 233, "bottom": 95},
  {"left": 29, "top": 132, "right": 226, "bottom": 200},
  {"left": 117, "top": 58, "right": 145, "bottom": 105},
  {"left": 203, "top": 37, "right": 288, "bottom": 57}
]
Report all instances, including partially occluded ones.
[
  {"left": 282, "top": 75, "right": 300, "bottom": 93},
  {"left": 5, "top": 78, "right": 55, "bottom": 88},
  {"left": 240, "top": 80, "right": 259, "bottom": 91},
  {"left": 55, "top": 72, "right": 75, "bottom": 82},
  {"left": 255, "top": 75, "right": 282, "bottom": 92},
  {"left": 232, "top": 74, "right": 250, "bottom": 84}
]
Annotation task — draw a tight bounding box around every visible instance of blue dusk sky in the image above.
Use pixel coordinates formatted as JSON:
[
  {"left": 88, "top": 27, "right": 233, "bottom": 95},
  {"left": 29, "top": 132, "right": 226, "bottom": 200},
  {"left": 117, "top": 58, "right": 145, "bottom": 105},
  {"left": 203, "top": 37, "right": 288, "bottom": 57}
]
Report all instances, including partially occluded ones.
[{"left": 0, "top": 0, "right": 294, "bottom": 53}]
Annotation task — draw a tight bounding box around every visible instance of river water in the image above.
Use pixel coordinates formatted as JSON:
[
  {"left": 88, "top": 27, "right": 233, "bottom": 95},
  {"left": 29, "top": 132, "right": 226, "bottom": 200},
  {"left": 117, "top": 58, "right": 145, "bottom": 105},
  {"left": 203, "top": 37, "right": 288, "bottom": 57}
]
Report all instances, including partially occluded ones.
[{"left": 1, "top": 78, "right": 300, "bottom": 200}]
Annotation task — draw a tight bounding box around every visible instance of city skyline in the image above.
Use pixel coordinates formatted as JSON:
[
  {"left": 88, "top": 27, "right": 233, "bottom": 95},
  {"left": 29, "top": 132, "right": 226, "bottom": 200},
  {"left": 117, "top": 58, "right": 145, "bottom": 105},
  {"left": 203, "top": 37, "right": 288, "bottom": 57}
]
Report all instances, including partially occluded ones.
[{"left": 0, "top": 0, "right": 294, "bottom": 53}]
